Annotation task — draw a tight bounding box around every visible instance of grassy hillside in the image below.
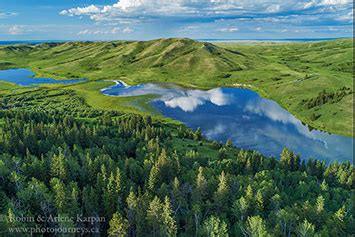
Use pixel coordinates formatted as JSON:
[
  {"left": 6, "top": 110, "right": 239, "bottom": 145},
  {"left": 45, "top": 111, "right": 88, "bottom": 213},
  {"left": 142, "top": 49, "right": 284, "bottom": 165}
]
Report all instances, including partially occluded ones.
[
  {"left": 216, "top": 39, "right": 353, "bottom": 137},
  {"left": 0, "top": 38, "right": 247, "bottom": 87},
  {"left": 0, "top": 38, "right": 353, "bottom": 136},
  {"left": 0, "top": 81, "right": 32, "bottom": 96},
  {"left": 0, "top": 81, "right": 19, "bottom": 91}
]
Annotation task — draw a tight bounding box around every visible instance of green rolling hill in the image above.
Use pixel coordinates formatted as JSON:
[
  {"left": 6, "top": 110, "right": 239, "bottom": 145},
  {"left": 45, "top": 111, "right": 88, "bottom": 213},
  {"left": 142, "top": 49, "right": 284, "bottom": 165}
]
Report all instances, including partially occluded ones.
[
  {"left": 0, "top": 38, "right": 248, "bottom": 86},
  {"left": 0, "top": 38, "right": 353, "bottom": 136}
]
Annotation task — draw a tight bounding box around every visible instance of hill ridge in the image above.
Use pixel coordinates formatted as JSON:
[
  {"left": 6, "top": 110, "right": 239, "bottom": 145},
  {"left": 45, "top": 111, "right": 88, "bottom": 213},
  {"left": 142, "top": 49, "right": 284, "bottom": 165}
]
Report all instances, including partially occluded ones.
[{"left": 0, "top": 38, "right": 246, "bottom": 82}]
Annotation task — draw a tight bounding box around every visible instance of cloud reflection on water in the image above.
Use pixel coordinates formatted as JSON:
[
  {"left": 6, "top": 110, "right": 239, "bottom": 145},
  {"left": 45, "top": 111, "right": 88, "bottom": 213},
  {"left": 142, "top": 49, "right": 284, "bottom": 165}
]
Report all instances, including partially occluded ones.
[
  {"left": 244, "top": 97, "right": 331, "bottom": 149},
  {"left": 101, "top": 81, "right": 353, "bottom": 163},
  {"left": 102, "top": 82, "right": 232, "bottom": 112},
  {"left": 162, "top": 88, "right": 231, "bottom": 112}
]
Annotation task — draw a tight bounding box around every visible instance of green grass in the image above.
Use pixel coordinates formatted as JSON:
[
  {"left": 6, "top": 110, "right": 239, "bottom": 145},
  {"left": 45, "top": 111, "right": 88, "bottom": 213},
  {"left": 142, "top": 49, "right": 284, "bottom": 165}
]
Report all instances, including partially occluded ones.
[
  {"left": 67, "top": 81, "right": 159, "bottom": 114},
  {"left": 0, "top": 81, "right": 35, "bottom": 95},
  {"left": 0, "top": 38, "right": 353, "bottom": 136},
  {"left": 40, "top": 80, "right": 180, "bottom": 124},
  {"left": 171, "top": 137, "right": 237, "bottom": 159},
  {"left": 216, "top": 39, "right": 353, "bottom": 136},
  {"left": 0, "top": 81, "right": 20, "bottom": 91}
]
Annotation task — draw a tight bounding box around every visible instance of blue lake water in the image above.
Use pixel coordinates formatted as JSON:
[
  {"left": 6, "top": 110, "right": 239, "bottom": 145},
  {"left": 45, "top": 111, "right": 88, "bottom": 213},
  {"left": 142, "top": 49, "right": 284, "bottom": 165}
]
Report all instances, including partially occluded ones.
[
  {"left": 0, "top": 68, "right": 84, "bottom": 86},
  {"left": 102, "top": 81, "right": 353, "bottom": 163}
]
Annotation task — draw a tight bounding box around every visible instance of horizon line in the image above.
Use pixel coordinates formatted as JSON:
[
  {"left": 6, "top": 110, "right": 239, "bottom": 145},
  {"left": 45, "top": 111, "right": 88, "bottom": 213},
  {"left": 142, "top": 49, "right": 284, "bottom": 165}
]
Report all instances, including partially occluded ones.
[{"left": 0, "top": 36, "right": 352, "bottom": 44}]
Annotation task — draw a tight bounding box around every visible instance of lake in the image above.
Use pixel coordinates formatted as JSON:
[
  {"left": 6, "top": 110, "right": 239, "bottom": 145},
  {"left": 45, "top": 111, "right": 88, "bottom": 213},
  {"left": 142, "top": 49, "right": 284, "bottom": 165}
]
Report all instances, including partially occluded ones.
[
  {"left": 0, "top": 68, "right": 84, "bottom": 86},
  {"left": 101, "top": 81, "right": 353, "bottom": 163}
]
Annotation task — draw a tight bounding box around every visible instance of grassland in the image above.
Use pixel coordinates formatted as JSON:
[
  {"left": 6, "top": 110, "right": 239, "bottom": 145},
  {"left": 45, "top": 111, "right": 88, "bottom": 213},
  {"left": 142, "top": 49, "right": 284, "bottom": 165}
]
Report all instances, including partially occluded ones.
[
  {"left": 0, "top": 81, "right": 21, "bottom": 92},
  {"left": 37, "top": 81, "right": 180, "bottom": 125},
  {"left": 64, "top": 81, "right": 156, "bottom": 113},
  {"left": 0, "top": 81, "right": 33, "bottom": 95},
  {"left": 0, "top": 38, "right": 353, "bottom": 136},
  {"left": 216, "top": 39, "right": 353, "bottom": 137}
]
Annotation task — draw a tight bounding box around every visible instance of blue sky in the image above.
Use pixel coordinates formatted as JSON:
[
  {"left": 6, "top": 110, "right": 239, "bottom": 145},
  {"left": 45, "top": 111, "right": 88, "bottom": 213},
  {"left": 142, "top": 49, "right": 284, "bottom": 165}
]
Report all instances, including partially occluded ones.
[{"left": 0, "top": 0, "right": 352, "bottom": 40}]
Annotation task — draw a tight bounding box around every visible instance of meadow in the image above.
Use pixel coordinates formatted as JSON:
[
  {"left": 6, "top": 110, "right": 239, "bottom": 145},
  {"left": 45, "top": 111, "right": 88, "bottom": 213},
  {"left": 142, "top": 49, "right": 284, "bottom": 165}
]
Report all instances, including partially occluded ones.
[{"left": 0, "top": 38, "right": 353, "bottom": 136}]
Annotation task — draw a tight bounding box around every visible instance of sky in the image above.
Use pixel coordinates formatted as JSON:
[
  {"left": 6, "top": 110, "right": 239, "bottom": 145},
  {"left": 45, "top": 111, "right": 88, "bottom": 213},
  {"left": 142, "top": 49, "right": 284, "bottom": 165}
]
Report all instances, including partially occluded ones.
[{"left": 0, "top": 0, "right": 353, "bottom": 40}]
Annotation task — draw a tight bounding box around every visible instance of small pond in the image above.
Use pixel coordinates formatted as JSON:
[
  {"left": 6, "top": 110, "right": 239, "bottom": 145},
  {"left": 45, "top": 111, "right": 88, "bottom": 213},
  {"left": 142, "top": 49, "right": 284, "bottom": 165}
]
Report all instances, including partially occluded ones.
[
  {"left": 0, "top": 68, "right": 84, "bottom": 86},
  {"left": 101, "top": 81, "right": 353, "bottom": 163}
]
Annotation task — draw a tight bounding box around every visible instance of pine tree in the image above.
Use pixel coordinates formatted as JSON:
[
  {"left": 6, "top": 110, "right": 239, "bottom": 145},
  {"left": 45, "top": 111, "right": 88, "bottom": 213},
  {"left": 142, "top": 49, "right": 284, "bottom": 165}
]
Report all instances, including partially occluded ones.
[
  {"left": 196, "top": 167, "right": 207, "bottom": 200},
  {"left": 233, "top": 196, "right": 249, "bottom": 221},
  {"left": 320, "top": 180, "right": 328, "bottom": 192},
  {"left": 255, "top": 191, "right": 264, "bottom": 213},
  {"left": 148, "top": 165, "right": 160, "bottom": 191},
  {"left": 316, "top": 195, "right": 324, "bottom": 213},
  {"left": 328, "top": 206, "right": 346, "bottom": 235},
  {"left": 226, "top": 138, "right": 233, "bottom": 147},
  {"left": 276, "top": 208, "right": 299, "bottom": 237},
  {"left": 50, "top": 178, "right": 66, "bottom": 214},
  {"left": 280, "top": 148, "right": 294, "bottom": 171},
  {"left": 114, "top": 167, "right": 123, "bottom": 195},
  {"left": 202, "top": 216, "right": 229, "bottom": 237},
  {"left": 192, "top": 204, "right": 202, "bottom": 237},
  {"left": 296, "top": 219, "right": 315, "bottom": 237},
  {"left": 104, "top": 172, "right": 118, "bottom": 218},
  {"left": 214, "top": 171, "right": 229, "bottom": 214},
  {"left": 147, "top": 196, "right": 163, "bottom": 236},
  {"left": 108, "top": 212, "right": 129, "bottom": 237},
  {"left": 245, "top": 185, "right": 253, "bottom": 201},
  {"left": 193, "top": 128, "right": 202, "bottom": 141},
  {"left": 6, "top": 208, "right": 16, "bottom": 228},
  {"left": 51, "top": 151, "right": 66, "bottom": 180},
  {"left": 162, "top": 196, "right": 177, "bottom": 237},
  {"left": 126, "top": 190, "right": 138, "bottom": 236},
  {"left": 68, "top": 182, "right": 80, "bottom": 217},
  {"left": 82, "top": 186, "right": 99, "bottom": 217},
  {"left": 218, "top": 148, "right": 227, "bottom": 159},
  {"left": 243, "top": 215, "right": 270, "bottom": 237}
]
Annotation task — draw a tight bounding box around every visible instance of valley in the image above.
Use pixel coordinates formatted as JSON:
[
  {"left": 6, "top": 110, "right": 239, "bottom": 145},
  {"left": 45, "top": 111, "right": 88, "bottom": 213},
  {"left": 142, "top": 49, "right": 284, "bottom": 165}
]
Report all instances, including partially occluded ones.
[{"left": 0, "top": 38, "right": 353, "bottom": 136}]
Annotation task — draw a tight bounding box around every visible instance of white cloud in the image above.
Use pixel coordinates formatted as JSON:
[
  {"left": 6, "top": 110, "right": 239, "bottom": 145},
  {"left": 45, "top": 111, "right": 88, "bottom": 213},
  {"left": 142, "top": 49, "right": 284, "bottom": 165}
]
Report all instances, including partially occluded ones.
[
  {"left": 77, "top": 26, "right": 134, "bottom": 35},
  {"left": 162, "top": 88, "right": 231, "bottom": 112},
  {"left": 8, "top": 25, "right": 26, "bottom": 35},
  {"left": 7, "top": 24, "right": 55, "bottom": 36},
  {"left": 244, "top": 97, "right": 337, "bottom": 145},
  {"left": 111, "top": 27, "right": 121, "bottom": 33},
  {"left": 301, "top": 0, "right": 351, "bottom": 9},
  {"left": 0, "top": 11, "right": 17, "bottom": 19},
  {"left": 266, "top": 4, "right": 281, "bottom": 13},
  {"left": 164, "top": 96, "right": 204, "bottom": 112},
  {"left": 328, "top": 27, "right": 338, "bottom": 31},
  {"left": 182, "top": 25, "right": 199, "bottom": 30},
  {"left": 102, "top": 82, "right": 231, "bottom": 112},
  {"left": 61, "top": 0, "right": 352, "bottom": 19},
  {"left": 205, "top": 124, "right": 227, "bottom": 137},
  {"left": 336, "top": 11, "right": 353, "bottom": 22},
  {"left": 122, "top": 27, "right": 134, "bottom": 33},
  {"left": 217, "top": 27, "right": 239, "bottom": 32},
  {"left": 320, "top": 0, "right": 352, "bottom": 5},
  {"left": 61, "top": 0, "right": 350, "bottom": 21},
  {"left": 60, "top": 5, "right": 100, "bottom": 16},
  {"left": 60, "top": 0, "right": 352, "bottom": 38},
  {"left": 78, "top": 29, "right": 101, "bottom": 35},
  {"left": 245, "top": 99, "right": 299, "bottom": 125}
]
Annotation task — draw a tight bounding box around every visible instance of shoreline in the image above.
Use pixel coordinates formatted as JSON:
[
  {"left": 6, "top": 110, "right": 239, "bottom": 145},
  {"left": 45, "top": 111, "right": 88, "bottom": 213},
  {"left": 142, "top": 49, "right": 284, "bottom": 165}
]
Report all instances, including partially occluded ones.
[{"left": 97, "top": 79, "right": 353, "bottom": 138}]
